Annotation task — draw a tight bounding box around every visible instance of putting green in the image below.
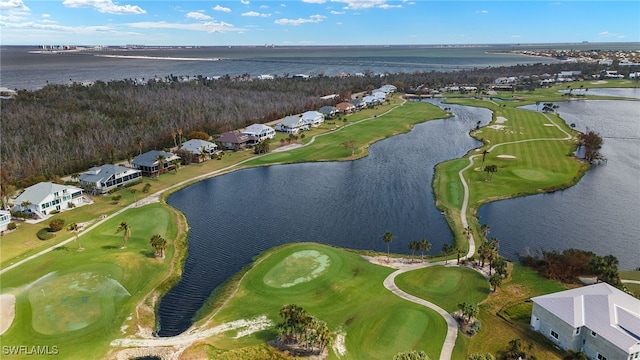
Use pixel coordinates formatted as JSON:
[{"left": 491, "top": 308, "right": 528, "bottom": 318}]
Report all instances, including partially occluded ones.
[
  {"left": 262, "top": 250, "right": 331, "bottom": 288},
  {"left": 28, "top": 270, "right": 130, "bottom": 335},
  {"left": 511, "top": 168, "right": 556, "bottom": 182}
]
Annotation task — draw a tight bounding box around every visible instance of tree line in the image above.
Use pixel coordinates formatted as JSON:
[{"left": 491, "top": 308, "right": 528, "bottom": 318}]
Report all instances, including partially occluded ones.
[{"left": 0, "top": 62, "right": 617, "bottom": 189}]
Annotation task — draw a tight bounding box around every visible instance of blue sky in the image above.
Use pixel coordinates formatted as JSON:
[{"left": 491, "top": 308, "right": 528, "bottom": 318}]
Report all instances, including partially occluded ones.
[{"left": 1, "top": 0, "right": 639, "bottom": 46}]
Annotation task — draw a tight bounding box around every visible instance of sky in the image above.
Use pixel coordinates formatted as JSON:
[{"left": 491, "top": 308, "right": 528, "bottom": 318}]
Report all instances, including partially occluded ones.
[{"left": 1, "top": 0, "right": 639, "bottom": 46}]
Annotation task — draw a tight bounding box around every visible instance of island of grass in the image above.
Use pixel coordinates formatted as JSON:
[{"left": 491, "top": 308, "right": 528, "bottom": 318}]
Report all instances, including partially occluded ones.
[{"left": 1, "top": 81, "right": 638, "bottom": 359}]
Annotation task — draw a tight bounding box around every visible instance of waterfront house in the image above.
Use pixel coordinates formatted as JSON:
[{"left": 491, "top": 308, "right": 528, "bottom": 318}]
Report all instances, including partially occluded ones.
[
  {"left": 13, "top": 182, "right": 84, "bottom": 218},
  {"left": 362, "top": 95, "right": 381, "bottom": 107},
  {"left": 380, "top": 84, "right": 397, "bottom": 93},
  {"left": 79, "top": 164, "right": 142, "bottom": 194},
  {"left": 275, "top": 115, "right": 309, "bottom": 134},
  {"left": 179, "top": 139, "right": 218, "bottom": 162},
  {"left": 318, "top": 106, "right": 338, "bottom": 119},
  {"left": 0, "top": 210, "right": 11, "bottom": 231},
  {"left": 301, "top": 111, "right": 325, "bottom": 127},
  {"left": 132, "top": 150, "right": 181, "bottom": 177},
  {"left": 335, "top": 102, "right": 356, "bottom": 114},
  {"left": 243, "top": 124, "right": 276, "bottom": 142},
  {"left": 349, "top": 99, "right": 365, "bottom": 110},
  {"left": 215, "top": 130, "right": 255, "bottom": 150},
  {"left": 530, "top": 282, "right": 640, "bottom": 360}
]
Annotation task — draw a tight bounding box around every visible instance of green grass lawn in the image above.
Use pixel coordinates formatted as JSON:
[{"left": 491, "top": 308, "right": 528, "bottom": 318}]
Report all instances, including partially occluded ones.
[
  {"left": 200, "top": 243, "right": 448, "bottom": 360},
  {"left": 0, "top": 203, "right": 182, "bottom": 360}
]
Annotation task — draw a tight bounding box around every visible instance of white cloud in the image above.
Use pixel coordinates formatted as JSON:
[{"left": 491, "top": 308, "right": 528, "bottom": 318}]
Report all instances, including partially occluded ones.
[
  {"left": 240, "top": 0, "right": 249, "bottom": 4},
  {"left": 477, "top": 9, "right": 488, "bottom": 14},
  {"left": 302, "top": 0, "right": 326, "bottom": 3},
  {"left": 275, "top": 14, "right": 326, "bottom": 25},
  {"left": 62, "top": 0, "right": 146, "bottom": 15},
  {"left": 598, "top": 31, "right": 625, "bottom": 39},
  {"left": 0, "top": 0, "right": 30, "bottom": 21},
  {"left": 242, "top": 11, "right": 270, "bottom": 17},
  {"left": 331, "top": 0, "right": 386, "bottom": 10},
  {"left": 128, "top": 20, "right": 239, "bottom": 33},
  {"left": 42, "top": 13, "right": 51, "bottom": 18},
  {"left": 213, "top": 5, "right": 231, "bottom": 13},
  {"left": 186, "top": 11, "right": 212, "bottom": 20},
  {"left": 378, "top": 4, "right": 401, "bottom": 9},
  {"left": 331, "top": 10, "right": 345, "bottom": 14}
]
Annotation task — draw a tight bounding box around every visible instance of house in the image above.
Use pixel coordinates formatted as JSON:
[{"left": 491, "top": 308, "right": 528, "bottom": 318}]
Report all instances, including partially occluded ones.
[
  {"left": 318, "top": 106, "right": 338, "bottom": 119},
  {"left": 179, "top": 139, "right": 218, "bottom": 162},
  {"left": 349, "top": 99, "right": 366, "bottom": 110},
  {"left": 335, "top": 102, "right": 356, "bottom": 114},
  {"left": 79, "top": 164, "right": 142, "bottom": 194},
  {"left": 301, "top": 111, "right": 325, "bottom": 127},
  {"left": 243, "top": 124, "right": 276, "bottom": 142},
  {"left": 132, "top": 150, "right": 181, "bottom": 177},
  {"left": 13, "top": 182, "right": 84, "bottom": 217},
  {"left": 380, "top": 84, "right": 397, "bottom": 93},
  {"left": 275, "top": 115, "right": 309, "bottom": 134},
  {"left": 0, "top": 210, "right": 11, "bottom": 231},
  {"left": 530, "top": 283, "right": 640, "bottom": 360},
  {"left": 362, "top": 95, "right": 381, "bottom": 107},
  {"left": 215, "top": 130, "right": 255, "bottom": 150}
]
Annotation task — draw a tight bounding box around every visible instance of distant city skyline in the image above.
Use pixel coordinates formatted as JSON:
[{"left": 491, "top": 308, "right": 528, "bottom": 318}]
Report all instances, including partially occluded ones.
[{"left": 1, "top": 0, "right": 639, "bottom": 46}]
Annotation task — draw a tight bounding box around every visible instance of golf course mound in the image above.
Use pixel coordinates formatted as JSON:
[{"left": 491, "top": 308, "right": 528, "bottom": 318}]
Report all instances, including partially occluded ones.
[
  {"left": 263, "top": 250, "right": 331, "bottom": 288},
  {"left": 28, "top": 270, "right": 130, "bottom": 335}
]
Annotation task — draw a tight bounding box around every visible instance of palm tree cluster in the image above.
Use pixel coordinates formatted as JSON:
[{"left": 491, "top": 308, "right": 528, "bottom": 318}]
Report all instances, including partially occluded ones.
[
  {"left": 275, "top": 304, "right": 331, "bottom": 355},
  {"left": 408, "top": 239, "right": 431, "bottom": 262},
  {"left": 456, "top": 302, "right": 479, "bottom": 324},
  {"left": 149, "top": 234, "right": 167, "bottom": 258},
  {"left": 478, "top": 237, "right": 500, "bottom": 273}
]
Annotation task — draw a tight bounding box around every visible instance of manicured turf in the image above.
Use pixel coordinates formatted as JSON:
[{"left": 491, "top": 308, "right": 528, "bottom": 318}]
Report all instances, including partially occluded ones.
[
  {"left": 395, "top": 265, "right": 490, "bottom": 313},
  {"left": 204, "top": 243, "right": 448, "bottom": 360},
  {"left": 0, "top": 204, "right": 180, "bottom": 360}
]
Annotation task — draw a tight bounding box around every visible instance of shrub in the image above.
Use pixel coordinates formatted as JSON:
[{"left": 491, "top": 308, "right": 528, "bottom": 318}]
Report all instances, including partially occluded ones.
[
  {"left": 49, "top": 218, "right": 65, "bottom": 232},
  {"left": 467, "top": 320, "right": 482, "bottom": 335},
  {"left": 37, "top": 228, "right": 56, "bottom": 240},
  {"left": 7, "top": 222, "right": 17, "bottom": 230},
  {"left": 50, "top": 209, "right": 60, "bottom": 214}
]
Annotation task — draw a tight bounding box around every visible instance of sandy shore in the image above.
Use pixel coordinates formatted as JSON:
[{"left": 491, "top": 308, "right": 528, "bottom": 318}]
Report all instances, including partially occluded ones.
[{"left": 0, "top": 294, "right": 16, "bottom": 335}]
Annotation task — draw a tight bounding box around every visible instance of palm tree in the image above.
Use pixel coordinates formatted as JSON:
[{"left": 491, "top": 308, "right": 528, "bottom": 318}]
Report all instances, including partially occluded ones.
[
  {"left": 149, "top": 234, "right": 167, "bottom": 258},
  {"left": 419, "top": 238, "right": 431, "bottom": 262},
  {"left": 134, "top": 135, "right": 143, "bottom": 155},
  {"left": 464, "top": 226, "right": 473, "bottom": 242},
  {"left": 442, "top": 244, "right": 453, "bottom": 264},
  {"left": 155, "top": 154, "right": 166, "bottom": 176},
  {"left": 408, "top": 240, "right": 420, "bottom": 262},
  {"left": 68, "top": 222, "right": 83, "bottom": 251},
  {"left": 171, "top": 158, "right": 180, "bottom": 173},
  {"left": 382, "top": 231, "right": 393, "bottom": 261},
  {"left": 480, "top": 223, "right": 490, "bottom": 239},
  {"left": 116, "top": 222, "right": 131, "bottom": 249},
  {"left": 484, "top": 164, "right": 498, "bottom": 181},
  {"left": 130, "top": 188, "right": 138, "bottom": 205},
  {"left": 481, "top": 150, "right": 489, "bottom": 167},
  {"left": 489, "top": 273, "right": 502, "bottom": 292}
]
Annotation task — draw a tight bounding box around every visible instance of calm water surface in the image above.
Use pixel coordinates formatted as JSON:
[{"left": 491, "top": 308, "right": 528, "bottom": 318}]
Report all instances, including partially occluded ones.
[{"left": 159, "top": 102, "right": 492, "bottom": 336}]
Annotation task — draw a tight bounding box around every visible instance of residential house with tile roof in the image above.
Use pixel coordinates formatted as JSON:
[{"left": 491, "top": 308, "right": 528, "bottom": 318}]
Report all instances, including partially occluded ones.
[
  {"left": 132, "top": 150, "right": 181, "bottom": 177},
  {"left": 530, "top": 282, "right": 640, "bottom": 360},
  {"left": 215, "top": 130, "right": 255, "bottom": 150}
]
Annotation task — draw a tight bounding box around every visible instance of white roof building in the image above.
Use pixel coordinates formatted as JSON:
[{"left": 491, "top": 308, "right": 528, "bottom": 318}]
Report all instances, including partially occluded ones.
[
  {"left": 243, "top": 124, "right": 276, "bottom": 140},
  {"left": 531, "top": 283, "right": 640, "bottom": 360},
  {"left": 13, "top": 182, "right": 84, "bottom": 217}
]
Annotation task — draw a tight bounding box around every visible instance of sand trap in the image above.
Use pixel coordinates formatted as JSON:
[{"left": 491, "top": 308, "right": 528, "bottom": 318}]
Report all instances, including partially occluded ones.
[
  {"left": 486, "top": 125, "right": 506, "bottom": 130},
  {"left": 332, "top": 330, "right": 347, "bottom": 357},
  {"left": 543, "top": 124, "right": 555, "bottom": 127},
  {"left": 591, "top": 80, "right": 608, "bottom": 84},
  {"left": 495, "top": 116, "right": 508, "bottom": 124},
  {"left": 497, "top": 155, "right": 517, "bottom": 159},
  {"left": 0, "top": 294, "right": 16, "bottom": 335}
]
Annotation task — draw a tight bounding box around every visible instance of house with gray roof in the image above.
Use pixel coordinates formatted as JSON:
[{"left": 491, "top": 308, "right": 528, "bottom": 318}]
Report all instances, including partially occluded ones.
[
  {"left": 179, "top": 139, "right": 218, "bottom": 162},
  {"left": 79, "top": 164, "right": 142, "bottom": 194},
  {"left": 13, "top": 182, "right": 84, "bottom": 218},
  {"left": 318, "top": 106, "right": 338, "bottom": 119},
  {"left": 531, "top": 282, "right": 640, "bottom": 360},
  {"left": 243, "top": 124, "right": 276, "bottom": 141},
  {"left": 132, "top": 150, "right": 181, "bottom": 177},
  {"left": 275, "top": 115, "right": 309, "bottom": 134},
  {"left": 301, "top": 111, "right": 324, "bottom": 127}
]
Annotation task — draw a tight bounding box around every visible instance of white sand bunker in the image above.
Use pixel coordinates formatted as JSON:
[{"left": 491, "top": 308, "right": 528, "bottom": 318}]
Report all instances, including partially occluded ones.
[
  {"left": 497, "top": 155, "right": 517, "bottom": 159},
  {"left": 486, "top": 124, "right": 506, "bottom": 130},
  {"left": 495, "top": 116, "right": 508, "bottom": 124},
  {"left": 0, "top": 294, "right": 16, "bottom": 335},
  {"left": 332, "top": 330, "right": 347, "bottom": 357},
  {"left": 543, "top": 124, "right": 555, "bottom": 127}
]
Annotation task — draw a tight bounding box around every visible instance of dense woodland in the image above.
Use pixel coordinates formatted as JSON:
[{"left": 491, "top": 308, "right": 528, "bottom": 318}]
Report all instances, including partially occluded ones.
[{"left": 0, "top": 61, "right": 628, "bottom": 190}]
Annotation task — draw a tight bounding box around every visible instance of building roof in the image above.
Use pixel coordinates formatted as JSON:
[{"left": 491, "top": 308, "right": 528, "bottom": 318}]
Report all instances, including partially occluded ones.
[
  {"left": 243, "top": 124, "right": 274, "bottom": 136},
  {"left": 216, "top": 130, "right": 253, "bottom": 144},
  {"left": 15, "top": 182, "right": 82, "bottom": 206},
  {"left": 301, "top": 111, "right": 324, "bottom": 122},
  {"left": 278, "top": 115, "right": 305, "bottom": 128},
  {"left": 132, "top": 150, "right": 180, "bottom": 167},
  {"left": 318, "top": 106, "right": 337, "bottom": 115},
  {"left": 180, "top": 139, "right": 217, "bottom": 154},
  {"left": 335, "top": 102, "right": 355, "bottom": 111},
  {"left": 532, "top": 283, "right": 640, "bottom": 351},
  {"left": 79, "top": 164, "right": 140, "bottom": 183}
]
